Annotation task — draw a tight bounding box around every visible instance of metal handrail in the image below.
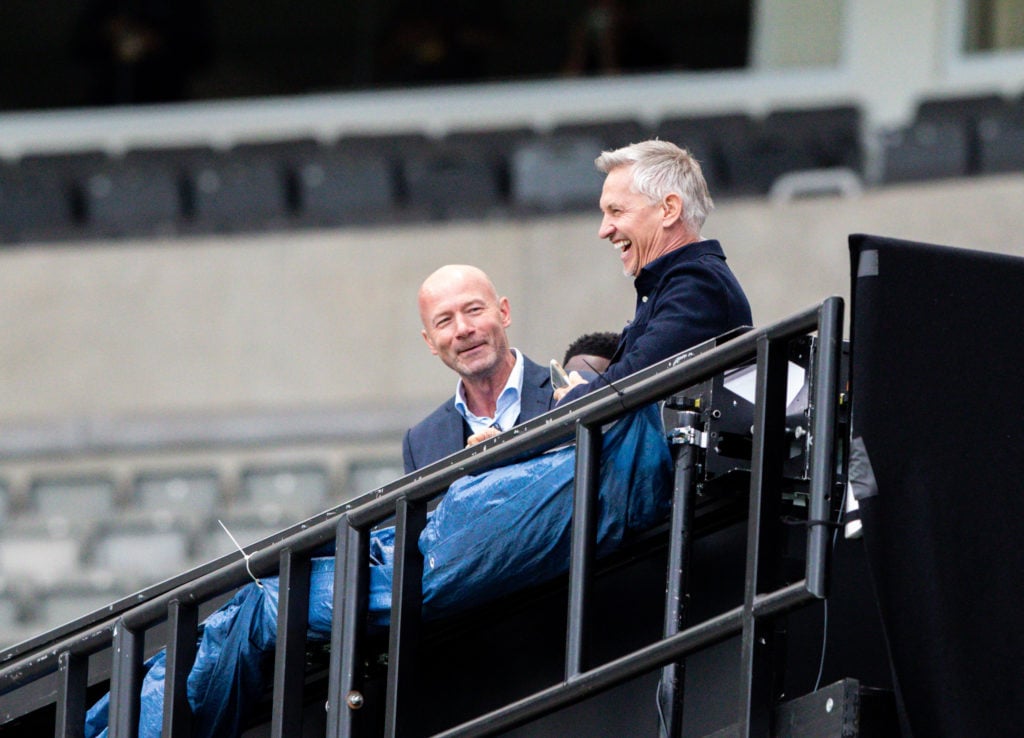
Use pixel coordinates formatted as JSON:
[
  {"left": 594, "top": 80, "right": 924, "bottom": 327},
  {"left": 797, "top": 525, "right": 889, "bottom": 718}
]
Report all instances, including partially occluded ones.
[{"left": 0, "top": 296, "right": 844, "bottom": 738}]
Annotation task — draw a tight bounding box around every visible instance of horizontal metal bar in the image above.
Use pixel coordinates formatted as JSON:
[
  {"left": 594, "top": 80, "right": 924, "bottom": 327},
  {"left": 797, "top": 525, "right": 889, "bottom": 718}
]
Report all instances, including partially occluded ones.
[
  {"left": 0, "top": 622, "right": 117, "bottom": 696},
  {"left": 750, "top": 580, "right": 816, "bottom": 619},
  {"left": 433, "top": 550, "right": 818, "bottom": 735},
  {"left": 433, "top": 603, "right": 751, "bottom": 738}
]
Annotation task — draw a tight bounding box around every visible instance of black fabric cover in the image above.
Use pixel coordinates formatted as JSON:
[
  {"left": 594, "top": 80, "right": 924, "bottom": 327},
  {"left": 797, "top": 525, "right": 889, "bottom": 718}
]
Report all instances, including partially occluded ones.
[{"left": 849, "top": 234, "right": 1024, "bottom": 737}]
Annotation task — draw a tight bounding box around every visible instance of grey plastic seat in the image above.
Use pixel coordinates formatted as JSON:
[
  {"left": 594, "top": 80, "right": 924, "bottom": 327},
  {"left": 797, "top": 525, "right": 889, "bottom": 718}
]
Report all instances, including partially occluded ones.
[
  {"left": 879, "top": 121, "right": 971, "bottom": 183},
  {"left": 35, "top": 581, "right": 124, "bottom": 633},
  {"left": 237, "top": 464, "right": 330, "bottom": 518},
  {"left": 915, "top": 93, "right": 1009, "bottom": 125},
  {"left": 401, "top": 147, "right": 504, "bottom": 220},
  {"left": 0, "top": 164, "right": 80, "bottom": 243},
  {"left": 915, "top": 93, "right": 1010, "bottom": 174},
  {"left": 82, "top": 161, "right": 183, "bottom": 237},
  {"left": 28, "top": 476, "right": 117, "bottom": 528},
  {"left": 509, "top": 135, "right": 605, "bottom": 213},
  {"left": 133, "top": 470, "right": 221, "bottom": 520},
  {"left": 0, "top": 523, "right": 83, "bottom": 588},
  {"left": 762, "top": 104, "right": 863, "bottom": 172},
  {"left": 346, "top": 457, "right": 404, "bottom": 499},
  {"left": 977, "top": 110, "right": 1024, "bottom": 174},
  {"left": 295, "top": 151, "right": 398, "bottom": 226},
  {"left": 89, "top": 521, "right": 192, "bottom": 586},
  {"left": 654, "top": 113, "right": 756, "bottom": 196},
  {"left": 184, "top": 151, "right": 290, "bottom": 233}
]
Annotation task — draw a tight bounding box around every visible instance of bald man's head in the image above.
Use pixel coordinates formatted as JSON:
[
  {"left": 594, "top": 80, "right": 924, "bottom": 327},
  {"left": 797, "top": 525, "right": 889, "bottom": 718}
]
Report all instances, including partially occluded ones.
[{"left": 418, "top": 265, "right": 513, "bottom": 382}]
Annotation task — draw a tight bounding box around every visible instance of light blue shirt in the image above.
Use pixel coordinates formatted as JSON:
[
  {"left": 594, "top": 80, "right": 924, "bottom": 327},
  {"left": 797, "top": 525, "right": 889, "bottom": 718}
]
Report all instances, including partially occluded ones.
[{"left": 454, "top": 349, "right": 524, "bottom": 435}]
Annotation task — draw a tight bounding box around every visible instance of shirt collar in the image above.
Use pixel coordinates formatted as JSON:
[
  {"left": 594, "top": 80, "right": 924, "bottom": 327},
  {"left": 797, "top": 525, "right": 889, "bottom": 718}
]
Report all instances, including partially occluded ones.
[
  {"left": 454, "top": 348, "right": 525, "bottom": 433},
  {"left": 635, "top": 239, "right": 723, "bottom": 294}
]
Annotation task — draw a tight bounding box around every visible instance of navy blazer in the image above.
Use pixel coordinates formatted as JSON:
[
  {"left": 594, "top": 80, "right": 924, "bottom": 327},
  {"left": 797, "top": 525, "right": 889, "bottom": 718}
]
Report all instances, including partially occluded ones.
[
  {"left": 402, "top": 355, "right": 555, "bottom": 473},
  {"left": 559, "top": 240, "right": 751, "bottom": 405}
]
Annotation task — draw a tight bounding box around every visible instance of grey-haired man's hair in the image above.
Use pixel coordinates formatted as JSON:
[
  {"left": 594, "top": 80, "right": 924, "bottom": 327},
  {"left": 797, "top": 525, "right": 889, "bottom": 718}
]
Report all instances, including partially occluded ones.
[{"left": 595, "top": 140, "right": 714, "bottom": 231}]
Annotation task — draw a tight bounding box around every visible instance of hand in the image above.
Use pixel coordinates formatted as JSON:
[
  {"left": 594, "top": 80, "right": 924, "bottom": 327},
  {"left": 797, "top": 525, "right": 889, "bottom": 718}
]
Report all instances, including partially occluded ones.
[
  {"left": 466, "top": 426, "right": 501, "bottom": 446},
  {"left": 552, "top": 371, "right": 589, "bottom": 403}
]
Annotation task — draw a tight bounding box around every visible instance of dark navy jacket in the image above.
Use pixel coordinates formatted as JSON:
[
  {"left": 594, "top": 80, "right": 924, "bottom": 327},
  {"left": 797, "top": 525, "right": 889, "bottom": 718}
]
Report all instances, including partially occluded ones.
[
  {"left": 560, "top": 239, "right": 751, "bottom": 405},
  {"left": 402, "top": 355, "right": 555, "bottom": 473}
]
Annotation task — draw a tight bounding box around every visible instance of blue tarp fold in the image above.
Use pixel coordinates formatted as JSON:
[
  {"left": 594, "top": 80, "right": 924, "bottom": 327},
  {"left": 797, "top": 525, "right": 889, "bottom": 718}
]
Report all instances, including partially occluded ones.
[{"left": 86, "top": 404, "right": 672, "bottom": 738}]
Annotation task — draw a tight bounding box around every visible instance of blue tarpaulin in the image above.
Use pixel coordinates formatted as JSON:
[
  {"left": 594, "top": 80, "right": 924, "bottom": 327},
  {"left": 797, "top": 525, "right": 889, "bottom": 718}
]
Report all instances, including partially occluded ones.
[{"left": 85, "top": 404, "right": 673, "bottom": 738}]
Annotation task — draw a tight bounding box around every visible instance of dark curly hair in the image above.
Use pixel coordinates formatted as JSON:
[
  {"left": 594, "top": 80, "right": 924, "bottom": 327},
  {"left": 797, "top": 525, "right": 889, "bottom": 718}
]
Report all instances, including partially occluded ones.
[{"left": 563, "top": 331, "right": 620, "bottom": 366}]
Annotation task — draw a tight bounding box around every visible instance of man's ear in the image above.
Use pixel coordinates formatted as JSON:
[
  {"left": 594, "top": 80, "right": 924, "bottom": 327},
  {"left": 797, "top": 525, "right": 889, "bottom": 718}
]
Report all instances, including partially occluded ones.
[
  {"left": 422, "top": 329, "right": 439, "bottom": 356},
  {"left": 661, "top": 192, "right": 683, "bottom": 226},
  {"left": 498, "top": 296, "right": 512, "bottom": 328}
]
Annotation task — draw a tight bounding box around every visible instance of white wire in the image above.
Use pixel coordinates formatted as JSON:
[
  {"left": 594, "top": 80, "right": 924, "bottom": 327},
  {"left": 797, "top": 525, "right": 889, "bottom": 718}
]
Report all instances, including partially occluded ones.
[{"left": 218, "top": 519, "right": 264, "bottom": 588}]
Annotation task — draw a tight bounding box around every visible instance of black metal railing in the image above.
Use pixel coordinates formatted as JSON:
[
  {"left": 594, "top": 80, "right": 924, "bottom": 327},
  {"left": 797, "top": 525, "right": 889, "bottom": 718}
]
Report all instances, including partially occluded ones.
[{"left": 0, "top": 296, "right": 844, "bottom": 738}]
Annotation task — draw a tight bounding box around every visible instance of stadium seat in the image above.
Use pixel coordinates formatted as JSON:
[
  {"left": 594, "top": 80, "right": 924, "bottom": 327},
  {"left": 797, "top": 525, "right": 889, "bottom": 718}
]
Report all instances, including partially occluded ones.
[
  {"left": 442, "top": 126, "right": 536, "bottom": 161},
  {"left": 714, "top": 107, "right": 862, "bottom": 196},
  {"left": 81, "top": 160, "right": 183, "bottom": 237},
  {"left": 294, "top": 150, "right": 399, "bottom": 226},
  {"left": 509, "top": 135, "right": 605, "bottom": 213},
  {"left": 236, "top": 464, "right": 330, "bottom": 518},
  {"left": 915, "top": 93, "right": 1010, "bottom": 173},
  {"left": 879, "top": 120, "right": 971, "bottom": 183},
  {"left": 346, "top": 457, "right": 404, "bottom": 498},
  {"left": 0, "top": 588, "right": 24, "bottom": 631},
  {"left": 977, "top": 109, "right": 1024, "bottom": 174},
  {"left": 719, "top": 132, "right": 818, "bottom": 196},
  {"left": 443, "top": 126, "right": 537, "bottom": 199},
  {"left": 34, "top": 580, "right": 123, "bottom": 633},
  {"left": 183, "top": 150, "right": 290, "bottom": 233},
  {"left": 0, "top": 523, "right": 84, "bottom": 588},
  {"left": 0, "top": 159, "right": 84, "bottom": 243},
  {"left": 28, "top": 476, "right": 118, "bottom": 529},
  {"left": 762, "top": 104, "right": 863, "bottom": 172},
  {"left": 401, "top": 147, "right": 504, "bottom": 220},
  {"left": 915, "top": 92, "right": 1009, "bottom": 125},
  {"left": 333, "top": 131, "right": 433, "bottom": 161},
  {"left": 88, "top": 520, "right": 193, "bottom": 585},
  {"left": 133, "top": 470, "right": 221, "bottom": 520},
  {"left": 654, "top": 113, "right": 756, "bottom": 195}
]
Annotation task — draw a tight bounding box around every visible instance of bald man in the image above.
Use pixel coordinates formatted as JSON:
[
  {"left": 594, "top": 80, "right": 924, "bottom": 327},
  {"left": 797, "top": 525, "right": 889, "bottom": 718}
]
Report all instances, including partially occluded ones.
[{"left": 402, "top": 265, "right": 555, "bottom": 474}]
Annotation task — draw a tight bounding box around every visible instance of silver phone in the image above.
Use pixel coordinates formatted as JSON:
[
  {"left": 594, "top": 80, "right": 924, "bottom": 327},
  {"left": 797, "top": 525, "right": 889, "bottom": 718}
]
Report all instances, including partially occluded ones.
[{"left": 549, "top": 359, "right": 571, "bottom": 390}]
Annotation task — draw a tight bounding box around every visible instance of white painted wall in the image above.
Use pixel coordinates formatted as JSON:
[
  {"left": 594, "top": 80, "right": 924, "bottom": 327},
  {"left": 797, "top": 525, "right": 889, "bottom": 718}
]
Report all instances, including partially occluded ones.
[{"left": 751, "top": 0, "right": 843, "bottom": 68}]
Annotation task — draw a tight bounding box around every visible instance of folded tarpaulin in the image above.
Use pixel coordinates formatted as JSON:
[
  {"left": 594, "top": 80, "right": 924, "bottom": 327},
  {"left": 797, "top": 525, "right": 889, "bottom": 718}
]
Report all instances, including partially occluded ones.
[{"left": 86, "top": 403, "right": 673, "bottom": 738}]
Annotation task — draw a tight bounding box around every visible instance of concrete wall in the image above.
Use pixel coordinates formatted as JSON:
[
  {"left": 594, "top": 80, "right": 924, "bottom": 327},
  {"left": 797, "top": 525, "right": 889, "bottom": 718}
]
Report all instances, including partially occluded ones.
[{"left": 4, "top": 174, "right": 1024, "bottom": 437}]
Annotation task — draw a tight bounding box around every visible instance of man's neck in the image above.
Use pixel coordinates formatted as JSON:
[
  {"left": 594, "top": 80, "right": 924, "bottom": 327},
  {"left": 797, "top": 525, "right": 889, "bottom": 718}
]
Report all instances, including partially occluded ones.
[
  {"left": 461, "top": 353, "right": 516, "bottom": 418},
  {"left": 640, "top": 232, "right": 702, "bottom": 275}
]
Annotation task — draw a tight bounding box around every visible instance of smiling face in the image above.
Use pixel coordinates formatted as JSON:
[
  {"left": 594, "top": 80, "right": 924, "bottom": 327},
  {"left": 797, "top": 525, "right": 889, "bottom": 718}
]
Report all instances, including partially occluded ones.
[
  {"left": 598, "top": 165, "right": 683, "bottom": 277},
  {"left": 419, "top": 265, "right": 513, "bottom": 382}
]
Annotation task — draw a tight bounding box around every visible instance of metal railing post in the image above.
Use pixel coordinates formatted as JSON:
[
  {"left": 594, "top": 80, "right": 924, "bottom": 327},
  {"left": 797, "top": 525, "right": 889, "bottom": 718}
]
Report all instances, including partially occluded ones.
[
  {"left": 271, "top": 548, "right": 312, "bottom": 738},
  {"left": 109, "top": 620, "right": 144, "bottom": 738},
  {"left": 565, "top": 421, "right": 602, "bottom": 677},
  {"left": 806, "top": 296, "right": 844, "bottom": 597},
  {"left": 658, "top": 407, "right": 703, "bottom": 738},
  {"left": 384, "top": 498, "right": 427, "bottom": 737},
  {"left": 738, "top": 336, "right": 791, "bottom": 737},
  {"left": 55, "top": 650, "right": 88, "bottom": 738},
  {"left": 163, "top": 599, "right": 199, "bottom": 738},
  {"left": 326, "top": 516, "right": 369, "bottom": 738}
]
